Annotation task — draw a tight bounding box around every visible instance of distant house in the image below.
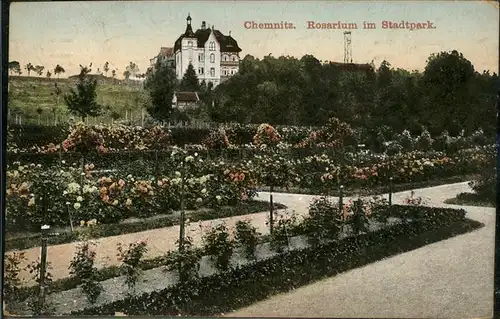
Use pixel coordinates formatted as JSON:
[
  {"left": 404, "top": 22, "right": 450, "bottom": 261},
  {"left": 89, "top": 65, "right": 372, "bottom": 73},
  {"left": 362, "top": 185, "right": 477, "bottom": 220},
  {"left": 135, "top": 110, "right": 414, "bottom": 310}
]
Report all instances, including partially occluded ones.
[
  {"left": 172, "top": 91, "right": 200, "bottom": 110},
  {"left": 150, "top": 47, "right": 175, "bottom": 70}
]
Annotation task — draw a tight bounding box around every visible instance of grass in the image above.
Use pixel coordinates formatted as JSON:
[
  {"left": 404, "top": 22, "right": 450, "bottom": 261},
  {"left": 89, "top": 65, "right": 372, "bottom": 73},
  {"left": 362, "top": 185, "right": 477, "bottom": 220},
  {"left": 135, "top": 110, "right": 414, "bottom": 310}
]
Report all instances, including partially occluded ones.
[
  {"left": 8, "top": 75, "right": 144, "bottom": 124},
  {"left": 5, "top": 200, "right": 287, "bottom": 251},
  {"left": 444, "top": 192, "right": 495, "bottom": 207}
]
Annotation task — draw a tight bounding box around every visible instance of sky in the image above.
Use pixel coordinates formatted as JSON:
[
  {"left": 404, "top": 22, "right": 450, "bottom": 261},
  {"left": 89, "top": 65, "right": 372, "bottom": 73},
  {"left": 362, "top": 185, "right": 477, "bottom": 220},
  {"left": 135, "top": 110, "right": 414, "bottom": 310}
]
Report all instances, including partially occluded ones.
[{"left": 8, "top": 0, "right": 499, "bottom": 79}]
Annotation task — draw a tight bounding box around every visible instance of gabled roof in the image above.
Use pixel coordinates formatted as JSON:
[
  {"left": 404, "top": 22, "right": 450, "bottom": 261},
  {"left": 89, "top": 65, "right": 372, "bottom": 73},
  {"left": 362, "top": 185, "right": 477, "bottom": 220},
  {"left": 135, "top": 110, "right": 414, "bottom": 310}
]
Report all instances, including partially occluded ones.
[
  {"left": 174, "top": 20, "right": 242, "bottom": 53},
  {"left": 174, "top": 92, "right": 200, "bottom": 103}
]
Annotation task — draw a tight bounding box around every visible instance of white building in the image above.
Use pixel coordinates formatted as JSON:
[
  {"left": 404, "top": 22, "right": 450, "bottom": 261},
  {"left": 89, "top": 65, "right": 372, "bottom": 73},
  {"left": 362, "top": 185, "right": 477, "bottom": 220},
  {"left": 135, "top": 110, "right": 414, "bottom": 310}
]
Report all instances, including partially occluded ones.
[
  {"left": 173, "top": 14, "right": 242, "bottom": 87},
  {"left": 150, "top": 47, "right": 175, "bottom": 70}
]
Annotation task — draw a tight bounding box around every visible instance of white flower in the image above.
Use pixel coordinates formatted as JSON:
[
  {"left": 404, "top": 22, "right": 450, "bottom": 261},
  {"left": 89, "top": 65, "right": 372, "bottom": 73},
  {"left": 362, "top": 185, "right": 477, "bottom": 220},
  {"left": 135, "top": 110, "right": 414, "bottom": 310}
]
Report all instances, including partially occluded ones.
[
  {"left": 201, "top": 188, "right": 207, "bottom": 194},
  {"left": 196, "top": 197, "right": 202, "bottom": 203},
  {"left": 194, "top": 152, "right": 198, "bottom": 157},
  {"left": 28, "top": 197, "right": 35, "bottom": 207},
  {"left": 62, "top": 160, "right": 66, "bottom": 164},
  {"left": 76, "top": 196, "right": 83, "bottom": 202},
  {"left": 74, "top": 202, "right": 81, "bottom": 209},
  {"left": 185, "top": 156, "right": 194, "bottom": 162},
  {"left": 216, "top": 195, "right": 221, "bottom": 201},
  {"left": 175, "top": 171, "right": 181, "bottom": 177}
]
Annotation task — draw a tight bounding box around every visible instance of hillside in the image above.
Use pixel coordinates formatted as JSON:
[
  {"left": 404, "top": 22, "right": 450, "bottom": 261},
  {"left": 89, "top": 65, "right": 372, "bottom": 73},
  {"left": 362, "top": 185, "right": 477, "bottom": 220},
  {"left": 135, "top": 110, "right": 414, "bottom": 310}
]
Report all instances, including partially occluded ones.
[{"left": 8, "top": 75, "right": 145, "bottom": 125}]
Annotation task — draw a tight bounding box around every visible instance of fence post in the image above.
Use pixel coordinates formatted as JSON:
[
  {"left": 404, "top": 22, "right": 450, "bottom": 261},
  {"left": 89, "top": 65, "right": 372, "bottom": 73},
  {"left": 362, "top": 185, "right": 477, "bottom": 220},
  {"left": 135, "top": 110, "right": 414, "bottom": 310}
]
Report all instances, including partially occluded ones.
[
  {"left": 339, "top": 184, "right": 344, "bottom": 212},
  {"left": 179, "top": 157, "right": 186, "bottom": 252}
]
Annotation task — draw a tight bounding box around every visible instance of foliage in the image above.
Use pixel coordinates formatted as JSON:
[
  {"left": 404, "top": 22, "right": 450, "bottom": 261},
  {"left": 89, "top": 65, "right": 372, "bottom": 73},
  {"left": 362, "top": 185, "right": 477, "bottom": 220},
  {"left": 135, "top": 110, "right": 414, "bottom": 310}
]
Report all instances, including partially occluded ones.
[
  {"left": 117, "top": 241, "right": 148, "bottom": 291},
  {"left": 201, "top": 222, "right": 235, "bottom": 271},
  {"left": 3, "top": 251, "right": 26, "bottom": 302},
  {"left": 303, "top": 197, "right": 343, "bottom": 246},
  {"left": 72, "top": 204, "right": 478, "bottom": 316},
  {"left": 268, "top": 211, "right": 299, "bottom": 253},
  {"left": 68, "top": 241, "right": 103, "bottom": 303},
  {"left": 144, "top": 60, "right": 178, "bottom": 120},
  {"left": 468, "top": 144, "right": 496, "bottom": 202},
  {"left": 402, "top": 191, "right": 430, "bottom": 206},
  {"left": 64, "top": 64, "right": 103, "bottom": 121},
  {"left": 164, "top": 236, "right": 202, "bottom": 283},
  {"left": 234, "top": 220, "right": 261, "bottom": 260},
  {"left": 179, "top": 64, "right": 201, "bottom": 92}
]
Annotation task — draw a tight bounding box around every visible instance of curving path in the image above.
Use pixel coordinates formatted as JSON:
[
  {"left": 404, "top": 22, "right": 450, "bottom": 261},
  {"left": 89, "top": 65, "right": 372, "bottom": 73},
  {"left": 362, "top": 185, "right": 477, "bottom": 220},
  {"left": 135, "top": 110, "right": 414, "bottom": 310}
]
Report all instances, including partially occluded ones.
[{"left": 227, "top": 182, "right": 495, "bottom": 318}]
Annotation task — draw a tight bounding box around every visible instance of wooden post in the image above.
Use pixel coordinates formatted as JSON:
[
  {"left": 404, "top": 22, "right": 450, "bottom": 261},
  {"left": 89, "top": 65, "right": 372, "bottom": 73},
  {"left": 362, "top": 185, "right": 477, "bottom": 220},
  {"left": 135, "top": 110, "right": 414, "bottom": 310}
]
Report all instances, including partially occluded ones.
[
  {"left": 389, "top": 177, "right": 393, "bottom": 206},
  {"left": 38, "top": 224, "right": 50, "bottom": 315},
  {"left": 179, "top": 158, "right": 186, "bottom": 252},
  {"left": 269, "top": 185, "right": 274, "bottom": 235}
]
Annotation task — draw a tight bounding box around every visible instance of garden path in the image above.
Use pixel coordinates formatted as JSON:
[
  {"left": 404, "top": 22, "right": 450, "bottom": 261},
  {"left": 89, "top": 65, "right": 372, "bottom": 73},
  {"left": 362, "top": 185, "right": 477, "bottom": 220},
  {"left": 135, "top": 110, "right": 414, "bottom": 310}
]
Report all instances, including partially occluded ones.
[
  {"left": 13, "top": 182, "right": 482, "bottom": 290},
  {"left": 228, "top": 182, "right": 495, "bottom": 319}
]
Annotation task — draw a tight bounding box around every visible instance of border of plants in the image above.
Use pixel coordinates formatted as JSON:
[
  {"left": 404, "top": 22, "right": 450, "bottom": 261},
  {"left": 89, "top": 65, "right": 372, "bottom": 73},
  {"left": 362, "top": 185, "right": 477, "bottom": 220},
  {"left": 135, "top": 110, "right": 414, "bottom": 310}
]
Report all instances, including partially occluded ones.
[
  {"left": 68, "top": 206, "right": 482, "bottom": 316},
  {"left": 444, "top": 192, "right": 495, "bottom": 207},
  {"left": 5, "top": 200, "right": 287, "bottom": 251},
  {"left": 7, "top": 204, "right": 482, "bottom": 315}
]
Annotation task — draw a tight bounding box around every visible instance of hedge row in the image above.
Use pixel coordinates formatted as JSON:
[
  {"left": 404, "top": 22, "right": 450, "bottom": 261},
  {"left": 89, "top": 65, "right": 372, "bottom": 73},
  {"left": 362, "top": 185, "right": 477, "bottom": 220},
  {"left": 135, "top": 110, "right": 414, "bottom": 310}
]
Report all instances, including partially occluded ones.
[
  {"left": 5, "top": 200, "right": 286, "bottom": 251},
  {"left": 71, "top": 205, "right": 481, "bottom": 316}
]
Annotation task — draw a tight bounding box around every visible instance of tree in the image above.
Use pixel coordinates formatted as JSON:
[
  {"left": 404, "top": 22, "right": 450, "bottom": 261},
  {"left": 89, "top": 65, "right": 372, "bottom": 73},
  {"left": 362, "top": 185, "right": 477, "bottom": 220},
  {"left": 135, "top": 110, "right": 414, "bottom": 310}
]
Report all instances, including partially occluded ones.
[
  {"left": 36, "top": 107, "right": 43, "bottom": 125},
  {"left": 8, "top": 61, "right": 21, "bottom": 75},
  {"left": 64, "top": 64, "right": 103, "bottom": 121},
  {"left": 421, "top": 50, "right": 476, "bottom": 135},
  {"left": 143, "top": 60, "right": 178, "bottom": 120},
  {"left": 34, "top": 65, "right": 45, "bottom": 76},
  {"left": 112, "top": 69, "right": 116, "bottom": 78},
  {"left": 179, "top": 63, "right": 200, "bottom": 91},
  {"left": 46, "top": 71, "right": 52, "bottom": 79},
  {"left": 123, "top": 70, "right": 131, "bottom": 80},
  {"left": 103, "top": 62, "right": 109, "bottom": 77},
  {"left": 25, "top": 63, "right": 34, "bottom": 76},
  {"left": 54, "top": 64, "right": 65, "bottom": 78},
  {"left": 126, "top": 62, "right": 140, "bottom": 78}
]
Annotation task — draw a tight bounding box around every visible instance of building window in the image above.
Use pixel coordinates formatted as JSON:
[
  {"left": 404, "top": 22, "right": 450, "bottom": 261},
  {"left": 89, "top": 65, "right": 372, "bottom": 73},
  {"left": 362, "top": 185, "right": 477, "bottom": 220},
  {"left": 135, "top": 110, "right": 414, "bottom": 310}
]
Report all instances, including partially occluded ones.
[
  {"left": 232, "top": 56, "right": 236, "bottom": 61},
  {"left": 189, "top": 51, "right": 193, "bottom": 61},
  {"left": 210, "top": 53, "right": 215, "bottom": 63},
  {"left": 188, "top": 40, "right": 193, "bottom": 47},
  {"left": 198, "top": 67, "right": 204, "bottom": 75},
  {"left": 198, "top": 53, "right": 204, "bottom": 62},
  {"left": 209, "top": 41, "right": 215, "bottom": 51},
  {"left": 210, "top": 67, "right": 215, "bottom": 77}
]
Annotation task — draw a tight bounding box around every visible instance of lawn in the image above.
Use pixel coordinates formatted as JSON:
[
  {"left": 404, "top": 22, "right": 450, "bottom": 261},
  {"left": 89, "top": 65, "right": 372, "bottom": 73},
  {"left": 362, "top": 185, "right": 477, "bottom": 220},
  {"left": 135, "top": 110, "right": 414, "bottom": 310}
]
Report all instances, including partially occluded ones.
[{"left": 8, "top": 75, "right": 144, "bottom": 124}]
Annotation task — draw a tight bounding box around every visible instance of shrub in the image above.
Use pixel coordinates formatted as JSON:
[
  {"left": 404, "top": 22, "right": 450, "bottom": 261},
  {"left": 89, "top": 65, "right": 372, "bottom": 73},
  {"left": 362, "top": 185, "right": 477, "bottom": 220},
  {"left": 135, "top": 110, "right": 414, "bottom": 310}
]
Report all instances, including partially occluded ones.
[
  {"left": 201, "top": 222, "right": 235, "bottom": 271},
  {"left": 68, "top": 241, "right": 103, "bottom": 303},
  {"left": 235, "top": 220, "right": 261, "bottom": 260},
  {"left": 164, "top": 236, "right": 202, "bottom": 283},
  {"left": 303, "top": 197, "right": 344, "bottom": 246},
  {"left": 269, "top": 212, "right": 299, "bottom": 253},
  {"left": 117, "top": 241, "right": 148, "bottom": 291},
  {"left": 3, "top": 251, "right": 26, "bottom": 302}
]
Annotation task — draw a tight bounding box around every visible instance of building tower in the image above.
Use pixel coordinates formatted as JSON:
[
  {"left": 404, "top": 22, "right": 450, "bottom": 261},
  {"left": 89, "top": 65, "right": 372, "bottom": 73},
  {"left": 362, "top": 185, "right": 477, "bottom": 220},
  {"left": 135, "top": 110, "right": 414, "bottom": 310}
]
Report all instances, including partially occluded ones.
[{"left": 344, "top": 31, "right": 352, "bottom": 63}]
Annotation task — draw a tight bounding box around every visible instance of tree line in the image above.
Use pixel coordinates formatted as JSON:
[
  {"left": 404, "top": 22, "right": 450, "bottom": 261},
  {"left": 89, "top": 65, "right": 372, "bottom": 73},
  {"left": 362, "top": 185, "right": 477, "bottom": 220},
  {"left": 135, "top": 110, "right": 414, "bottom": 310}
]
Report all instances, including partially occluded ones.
[
  {"left": 143, "top": 50, "right": 498, "bottom": 137},
  {"left": 8, "top": 61, "right": 146, "bottom": 80}
]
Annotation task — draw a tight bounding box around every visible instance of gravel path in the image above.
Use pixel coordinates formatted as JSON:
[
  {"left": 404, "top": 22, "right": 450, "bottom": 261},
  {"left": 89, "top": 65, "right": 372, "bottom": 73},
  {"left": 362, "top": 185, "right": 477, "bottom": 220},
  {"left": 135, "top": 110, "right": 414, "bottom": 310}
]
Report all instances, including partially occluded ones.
[{"left": 227, "top": 182, "right": 495, "bottom": 318}]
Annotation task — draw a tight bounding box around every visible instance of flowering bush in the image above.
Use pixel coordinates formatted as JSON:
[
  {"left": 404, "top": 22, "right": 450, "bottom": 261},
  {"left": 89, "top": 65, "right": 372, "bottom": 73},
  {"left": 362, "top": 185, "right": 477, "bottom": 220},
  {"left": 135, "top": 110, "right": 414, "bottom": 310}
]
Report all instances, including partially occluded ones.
[
  {"left": 202, "top": 222, "right": 235, "bottom": 271},
  {"left": 402, "top": 191, "right": 430, "bottom": 206},
  {"left": 303, "top": 197, "right": 344, "bottom": 246},
  {"left": 62, "top": 122, "right": 107, "bottom": 154},
  {"left": 296, "top": 117, "right": 357, "bottom": 148},
  {"left": 69, "top": 241, "right": 103, "bottom": 304},
  {"left": 117, "top": 240, "right": 148, "bottom": 291},
  {"left": 202, "top": 128, "right": 230, "bottom": 150},
  {"left": 164, "top": 236, "right": 202, "bottom": 283},
  {"left": 252, "top": 123, "right": 281, "bottom": 147}
]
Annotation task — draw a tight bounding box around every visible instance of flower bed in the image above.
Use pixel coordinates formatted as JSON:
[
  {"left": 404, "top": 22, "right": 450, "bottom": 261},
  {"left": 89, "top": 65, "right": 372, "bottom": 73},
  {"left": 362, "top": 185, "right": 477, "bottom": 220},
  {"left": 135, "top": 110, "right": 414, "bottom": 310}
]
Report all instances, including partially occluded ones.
[
  {"left": 5, "top": 203, "right": 481, "bottom": 316},
  {"left": 5, "top": 200, "right": 287, "bottom": 251}
]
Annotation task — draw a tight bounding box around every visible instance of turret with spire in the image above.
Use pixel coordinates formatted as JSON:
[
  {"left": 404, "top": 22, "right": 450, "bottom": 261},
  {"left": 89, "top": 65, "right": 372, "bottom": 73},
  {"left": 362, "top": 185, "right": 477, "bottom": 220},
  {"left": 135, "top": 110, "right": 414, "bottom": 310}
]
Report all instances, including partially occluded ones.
[{"left": 184, "top": 13, "right": 195, "bottom": 37}]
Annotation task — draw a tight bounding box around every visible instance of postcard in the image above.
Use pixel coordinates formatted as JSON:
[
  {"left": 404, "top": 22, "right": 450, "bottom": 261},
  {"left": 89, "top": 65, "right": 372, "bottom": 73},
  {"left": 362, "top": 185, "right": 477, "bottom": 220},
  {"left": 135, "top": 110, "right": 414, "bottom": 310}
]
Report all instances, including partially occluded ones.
[{"left": 4, "top": 1, "right": 498, "bottom": 318}]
